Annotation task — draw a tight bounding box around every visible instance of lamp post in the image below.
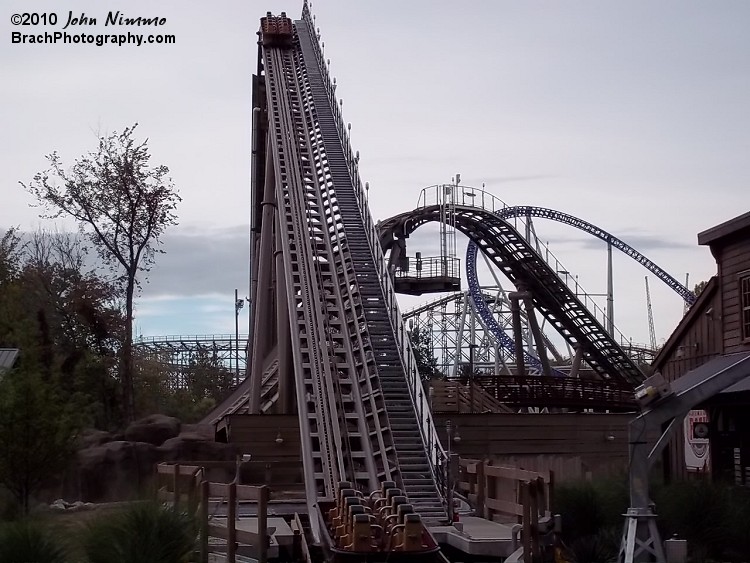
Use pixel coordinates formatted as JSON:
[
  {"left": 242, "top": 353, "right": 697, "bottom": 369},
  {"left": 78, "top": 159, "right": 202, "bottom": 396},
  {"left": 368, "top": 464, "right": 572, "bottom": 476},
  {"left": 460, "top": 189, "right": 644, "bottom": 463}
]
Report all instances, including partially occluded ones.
[
  {"left": 234, "top": 289, "right": 244, "bottom": 386},
  {"left": 445, "top": 420, "right": 461, "bottom": 523}
]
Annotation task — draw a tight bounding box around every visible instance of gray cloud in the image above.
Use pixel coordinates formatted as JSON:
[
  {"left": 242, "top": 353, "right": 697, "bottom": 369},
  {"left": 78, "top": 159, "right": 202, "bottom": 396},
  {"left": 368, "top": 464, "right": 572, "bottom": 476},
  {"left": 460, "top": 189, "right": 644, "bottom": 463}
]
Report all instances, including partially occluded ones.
[
  {"left": 144, "top": 226, "right": 250, "bottom": 298},
  {"left": 548, "top": 232, "right": 693, "bottom": 252}
]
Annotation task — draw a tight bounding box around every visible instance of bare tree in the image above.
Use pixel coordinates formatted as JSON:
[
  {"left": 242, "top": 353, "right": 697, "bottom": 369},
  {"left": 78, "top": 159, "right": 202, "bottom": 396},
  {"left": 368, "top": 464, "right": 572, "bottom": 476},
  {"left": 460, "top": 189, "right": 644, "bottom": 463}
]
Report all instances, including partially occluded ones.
[{"left": 23, "top": 124, "right": 181, "bottom": 423}]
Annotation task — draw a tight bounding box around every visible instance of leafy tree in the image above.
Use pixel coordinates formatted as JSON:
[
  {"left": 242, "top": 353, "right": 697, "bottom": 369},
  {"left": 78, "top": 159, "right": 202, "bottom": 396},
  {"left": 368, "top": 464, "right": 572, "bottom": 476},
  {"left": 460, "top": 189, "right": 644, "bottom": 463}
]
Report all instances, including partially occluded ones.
[
  {"left": 408, "top": 326, "right": 440, "bottom": 380},
  {"left": 693, "top": 280, "right": 709, "bottom": 297},
  {"left": 23, "top": 125, "right": 181, "bottom": 423},
  {"left": 0, "top": 228, "right": 124, "bottom": 429},
  {"left": 134, "top": 347, "right": 233, "bottom": 422},
  {"left": 0, "top": 368, "right": 82, "bottom": 514},
  {"left": 0, "top": 228, "right": 24, "bottom": 287}
]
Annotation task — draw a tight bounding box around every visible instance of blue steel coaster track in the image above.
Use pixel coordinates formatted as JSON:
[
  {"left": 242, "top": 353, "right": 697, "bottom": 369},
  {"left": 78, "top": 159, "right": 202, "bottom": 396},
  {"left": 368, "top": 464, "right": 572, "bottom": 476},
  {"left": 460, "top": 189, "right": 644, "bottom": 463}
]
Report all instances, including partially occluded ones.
[
  {"left": 464, "top": 205, "right": 695, "bottom": 373},
  {"left": 380, "top": 206, "right": 646, "bottom": 387}
]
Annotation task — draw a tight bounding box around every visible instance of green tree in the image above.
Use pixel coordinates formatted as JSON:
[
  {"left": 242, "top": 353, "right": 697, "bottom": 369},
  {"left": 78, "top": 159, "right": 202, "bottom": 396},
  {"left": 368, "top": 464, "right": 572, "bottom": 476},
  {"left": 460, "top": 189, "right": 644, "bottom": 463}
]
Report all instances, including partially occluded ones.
[
  {"left": 134, "top": 347, "right": 233, "bottom": 422},
  {"left": 0, "top": 228, "right": 24, "bottom": 287},
  {"left": 23, "top": 125, "right": 181, "bottom": 423},
  {"left": 0, "top": 368, "right": 82, "bottom": 514},
  {"left": 408, "top": 326, "right": 440, "bottom": 380},
  {"left": 694, "top": 280, "right": 709, "bottom": 297},
  {"left": 0, "top": 228, "right": 125, "bottom": 429}
]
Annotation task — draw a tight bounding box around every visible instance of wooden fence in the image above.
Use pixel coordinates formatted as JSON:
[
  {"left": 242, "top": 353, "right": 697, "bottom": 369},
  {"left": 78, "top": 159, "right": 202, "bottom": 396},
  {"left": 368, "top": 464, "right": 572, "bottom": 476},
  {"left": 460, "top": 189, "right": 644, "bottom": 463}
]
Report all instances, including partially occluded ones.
[
  {"left": 458, "top": 458, "right": 554, "bottom": 563},
  {"left": 155, "top": 462, "right": 270, "bottom": 563},
  {"left": 430, "top": 380, "right": 513, "bottom": 413}
]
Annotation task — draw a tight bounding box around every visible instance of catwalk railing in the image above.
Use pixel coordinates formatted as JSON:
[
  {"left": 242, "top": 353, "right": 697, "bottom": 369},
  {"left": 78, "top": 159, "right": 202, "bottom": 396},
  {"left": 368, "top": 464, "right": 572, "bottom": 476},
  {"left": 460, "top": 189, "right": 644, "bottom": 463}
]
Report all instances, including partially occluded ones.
[{"left": 418, "top": 185, "right": 632, "bottom": 350}]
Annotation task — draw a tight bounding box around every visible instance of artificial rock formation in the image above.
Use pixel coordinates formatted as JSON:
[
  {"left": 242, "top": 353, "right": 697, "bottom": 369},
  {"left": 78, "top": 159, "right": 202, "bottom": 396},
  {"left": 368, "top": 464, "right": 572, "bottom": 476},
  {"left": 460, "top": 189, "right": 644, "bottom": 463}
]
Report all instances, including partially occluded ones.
[{"left": 68, "top": 415, "right": 236, "bottom": 502}]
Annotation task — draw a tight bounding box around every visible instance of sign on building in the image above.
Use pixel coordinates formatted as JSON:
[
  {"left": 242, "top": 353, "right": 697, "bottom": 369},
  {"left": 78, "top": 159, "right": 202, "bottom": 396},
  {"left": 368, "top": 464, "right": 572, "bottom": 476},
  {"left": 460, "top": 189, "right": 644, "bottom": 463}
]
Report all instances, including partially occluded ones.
[{"left": 684, "top": 409, "right": 710, "bottom": 472}]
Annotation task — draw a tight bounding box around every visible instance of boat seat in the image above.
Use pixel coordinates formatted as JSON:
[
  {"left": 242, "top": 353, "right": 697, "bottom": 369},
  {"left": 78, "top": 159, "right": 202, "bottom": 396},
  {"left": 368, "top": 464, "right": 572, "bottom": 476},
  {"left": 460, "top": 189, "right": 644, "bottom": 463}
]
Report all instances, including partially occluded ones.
[
  {"left": 333, "top": 496, "right": 361, "bottom": 530},
  {"left": 373, "top": 487, "right": 401, "bottom": 511},
  {"left": 329, "top": 488, "right": 358, "bottom": 522},
  {"left": 369, "top": 480, "right": 397, "bottom": 502},
  {"left": 337, "top": 504, "right": 366, "bottom": 542},
  {"left": 343, "top": 513, "right": 376, "bottom": 552},
  {"left": 384, "top": 503, "right": 414, "bottom": 532}
]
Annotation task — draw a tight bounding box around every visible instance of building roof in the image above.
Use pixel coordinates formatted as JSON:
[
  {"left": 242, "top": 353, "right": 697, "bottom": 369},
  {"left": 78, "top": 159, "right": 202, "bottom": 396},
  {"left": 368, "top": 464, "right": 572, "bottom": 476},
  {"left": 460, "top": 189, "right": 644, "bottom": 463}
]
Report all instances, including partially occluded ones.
[
  {"left": 669, "top": 352, "right": 750, "bottom": 396},
  {"left": 697, "top": 210, "right": 750, "bottom": 247},
  {"left": 0, "top": 349, "right": 18, "bottom": 372}
]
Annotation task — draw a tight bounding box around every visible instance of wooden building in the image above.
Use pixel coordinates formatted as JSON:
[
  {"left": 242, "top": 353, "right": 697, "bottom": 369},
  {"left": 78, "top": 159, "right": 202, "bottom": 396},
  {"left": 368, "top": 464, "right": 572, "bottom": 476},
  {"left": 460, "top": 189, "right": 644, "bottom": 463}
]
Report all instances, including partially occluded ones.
[{"left": 652, "top": 210, "right": 750, "bottom": 483}]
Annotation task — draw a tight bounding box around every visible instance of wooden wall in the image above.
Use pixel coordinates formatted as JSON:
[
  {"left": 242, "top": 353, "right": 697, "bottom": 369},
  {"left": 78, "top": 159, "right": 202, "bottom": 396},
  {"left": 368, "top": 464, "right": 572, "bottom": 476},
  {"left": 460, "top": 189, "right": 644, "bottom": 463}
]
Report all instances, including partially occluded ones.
[
  {"left": 717, "top": 235, "right": 750, "bottom": 353},
  {"left": 227, "top": 414, "right": 301, "bottom": 462},
  {"left": 656, "top": 281, "right": 723, "bottom": 384},
  {"left": 226, "top": 412, "right": 639, "bottom": 483},
  {"left": 650, "top": 278, "right": 722, "bottom": 481},
  {"left": 434, "top": 413, "right": 641, "bottom": 481}
]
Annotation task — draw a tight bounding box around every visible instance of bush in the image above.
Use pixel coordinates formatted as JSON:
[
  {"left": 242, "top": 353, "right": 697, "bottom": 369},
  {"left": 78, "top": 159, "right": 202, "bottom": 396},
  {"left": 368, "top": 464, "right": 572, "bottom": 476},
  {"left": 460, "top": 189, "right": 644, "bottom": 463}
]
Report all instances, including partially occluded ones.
[
  {"left": 555, "top": 481, "right": 605, "bottom": 540},
  {"left": 654, "top": 481, "right": 750, "bottom": 562},
  {"left": 556, "top": 477, "right": 750, "bottom": 562},
  {"left": 0, "top": 486, "right": 20, "bottom": 522},
  {"left": 554, "top": 476, "right": 628, "bottom": 541},
  {"left": 566, "top": 527, "right": 620, "bottom": 563},
  {"left": 81, "top": 501, "right": 197, "bottom": 563},
  {"left": 0, "top": 519, "right": 70, "bottom": 563},
  {"left": 554, "top": 478, "right": 627, "bottom": 563}
]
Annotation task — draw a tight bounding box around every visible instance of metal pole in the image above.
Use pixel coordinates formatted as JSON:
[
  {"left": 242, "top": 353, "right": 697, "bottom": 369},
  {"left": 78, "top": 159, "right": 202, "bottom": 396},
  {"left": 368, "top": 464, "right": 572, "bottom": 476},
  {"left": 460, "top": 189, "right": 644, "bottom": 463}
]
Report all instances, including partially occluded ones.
[
  {"left": 509, "top": 292, "right": 528, "bottom": 377},
  {"left": 469, "top": 344, "right": 475, "bottom": 413},
  {"left": 607, "top": 241, "right": 614, "bottom": 336},
  {"left": 235, "top": 288, "right": 240, "bottom": 385}
]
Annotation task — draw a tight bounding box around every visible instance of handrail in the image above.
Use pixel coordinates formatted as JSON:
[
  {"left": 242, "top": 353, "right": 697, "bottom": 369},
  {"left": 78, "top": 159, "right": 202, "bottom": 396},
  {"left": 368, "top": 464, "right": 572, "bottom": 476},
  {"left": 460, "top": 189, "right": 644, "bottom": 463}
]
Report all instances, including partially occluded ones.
[
  {"left": 135, "top": 334, "right": 249, "bottom": 344},
  {"left": 416, "top": 185, "right": 633, "bottom": 348},
  {"left": 301, "top": 8, "right": 448, "bottom": 501}
]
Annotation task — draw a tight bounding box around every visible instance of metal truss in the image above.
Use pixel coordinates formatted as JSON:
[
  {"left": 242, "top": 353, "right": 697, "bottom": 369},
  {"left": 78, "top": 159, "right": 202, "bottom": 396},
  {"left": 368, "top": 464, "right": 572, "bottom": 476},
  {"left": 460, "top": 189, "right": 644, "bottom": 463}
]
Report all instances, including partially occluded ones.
[
  {"left": 403, "top": 290, "right": 564, "bottom": 378},
  {"left": 380, "top": 205, "right": 646, "bottom": 387},
  {"left": 464, "top": 204, "right": 696, "bottom": 353}
]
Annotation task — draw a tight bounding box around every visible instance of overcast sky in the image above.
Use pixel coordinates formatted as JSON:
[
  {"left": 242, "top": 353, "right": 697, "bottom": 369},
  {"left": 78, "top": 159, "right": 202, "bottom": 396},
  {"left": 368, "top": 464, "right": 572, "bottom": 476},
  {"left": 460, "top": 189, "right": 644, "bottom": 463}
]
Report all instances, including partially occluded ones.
[{"left": 3, "top": 1, "right": 749, "bottom": 346}]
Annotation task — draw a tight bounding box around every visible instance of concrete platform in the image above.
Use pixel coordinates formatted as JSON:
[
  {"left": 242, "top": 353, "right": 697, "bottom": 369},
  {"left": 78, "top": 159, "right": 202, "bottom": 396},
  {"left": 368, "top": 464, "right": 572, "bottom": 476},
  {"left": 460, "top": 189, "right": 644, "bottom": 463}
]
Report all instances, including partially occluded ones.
[
  {"left": 209, "top": 516, "right": 294, "bottom": 559},
  {"left": 430, "top": 517, "right": 521, "bottom": 557}
]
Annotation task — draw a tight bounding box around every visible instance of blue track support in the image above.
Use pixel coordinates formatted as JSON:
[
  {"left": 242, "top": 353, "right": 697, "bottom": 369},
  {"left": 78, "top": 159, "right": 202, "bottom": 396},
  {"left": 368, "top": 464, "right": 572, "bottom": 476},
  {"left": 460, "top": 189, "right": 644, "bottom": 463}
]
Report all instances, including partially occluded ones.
[
  {"left": 381, "top": 205, "right": 645, "bottom": 386},
  {"left": 465, "top": 206, "right": 696, "bottom": 372},
  {"left": 465, "top": 244, "right": 559, "bottom": 375}
]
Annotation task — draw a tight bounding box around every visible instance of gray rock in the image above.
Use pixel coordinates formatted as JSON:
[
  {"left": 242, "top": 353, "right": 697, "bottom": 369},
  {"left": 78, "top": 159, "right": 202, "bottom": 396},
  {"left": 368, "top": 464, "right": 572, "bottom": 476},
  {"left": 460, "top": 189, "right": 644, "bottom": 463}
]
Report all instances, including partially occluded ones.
[
  {"left": 78, "top": 429, "right": 115, "bottom": 449},
  {"left": 124, "top": 414, "right": 181, "bottom": 446}
]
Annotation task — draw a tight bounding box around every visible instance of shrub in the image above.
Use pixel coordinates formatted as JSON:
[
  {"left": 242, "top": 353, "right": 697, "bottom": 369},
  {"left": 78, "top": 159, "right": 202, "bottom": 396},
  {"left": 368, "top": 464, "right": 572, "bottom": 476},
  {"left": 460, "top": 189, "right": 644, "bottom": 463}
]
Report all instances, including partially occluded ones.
[
  {"left": 566, "top": 527, "right": 620, "bottom": 563},
  {"left": 0, "top": 519, "right": 70, "bottom": 563},
  {"left": 554, "top": 476, "right": 628, "bottom": 541},
  {"left": 654, "top": 481, "right": 750, "bottom": 562},
  {"left": 0, "top": 486, "right": 20, "bottom": 522},
  {"left": 81, "top": 501, "right": 197, "bottom": 563}
]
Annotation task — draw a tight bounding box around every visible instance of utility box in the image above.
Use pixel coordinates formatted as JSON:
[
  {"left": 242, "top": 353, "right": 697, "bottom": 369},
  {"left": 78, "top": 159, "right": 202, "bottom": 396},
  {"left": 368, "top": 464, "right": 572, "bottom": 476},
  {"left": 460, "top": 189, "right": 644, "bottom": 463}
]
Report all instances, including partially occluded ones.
[{"left": 664, "top": 537, "right": 687, "bottom": 563}]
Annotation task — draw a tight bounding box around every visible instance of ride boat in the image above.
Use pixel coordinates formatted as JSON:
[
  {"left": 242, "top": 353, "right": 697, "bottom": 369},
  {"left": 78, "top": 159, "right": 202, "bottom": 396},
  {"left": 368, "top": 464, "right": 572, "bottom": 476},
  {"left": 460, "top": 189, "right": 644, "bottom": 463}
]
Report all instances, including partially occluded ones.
[{"left": 316, "top": 481, "right": 443, "bottom": 562}]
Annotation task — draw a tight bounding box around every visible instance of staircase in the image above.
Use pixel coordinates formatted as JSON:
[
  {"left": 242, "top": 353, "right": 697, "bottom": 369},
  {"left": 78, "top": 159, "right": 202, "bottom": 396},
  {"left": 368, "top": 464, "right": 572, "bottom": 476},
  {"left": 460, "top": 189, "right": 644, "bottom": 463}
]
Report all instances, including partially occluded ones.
[{"left": 296, "top": 21, "right": 447, "bottom": 522}]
